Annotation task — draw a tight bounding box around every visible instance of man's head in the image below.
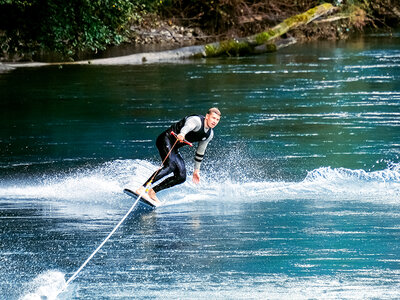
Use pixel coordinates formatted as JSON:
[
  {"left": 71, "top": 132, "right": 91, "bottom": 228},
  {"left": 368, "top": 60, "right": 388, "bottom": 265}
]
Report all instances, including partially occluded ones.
[{"left": 205, "top": 107, "right": 221, "bottom": 129}]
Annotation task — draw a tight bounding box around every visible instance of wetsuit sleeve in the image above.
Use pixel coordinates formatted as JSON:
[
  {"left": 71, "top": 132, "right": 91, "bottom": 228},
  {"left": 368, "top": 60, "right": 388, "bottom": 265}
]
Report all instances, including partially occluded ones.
[
  {"left": 194, "top": 131, "right": 214, "bottom": 170},
  {"left": 179, "top": 116, "right": 202, "bottom": 136}
]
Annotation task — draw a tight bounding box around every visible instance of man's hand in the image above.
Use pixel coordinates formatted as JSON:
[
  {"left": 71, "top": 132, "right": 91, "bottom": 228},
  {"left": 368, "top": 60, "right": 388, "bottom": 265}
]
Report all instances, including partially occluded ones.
[
  {"left": 193, "top": 169, "right": 200, "bottom": 184},
  {"left": 177, "top": 133, "right": 185, "bottom": 142}
]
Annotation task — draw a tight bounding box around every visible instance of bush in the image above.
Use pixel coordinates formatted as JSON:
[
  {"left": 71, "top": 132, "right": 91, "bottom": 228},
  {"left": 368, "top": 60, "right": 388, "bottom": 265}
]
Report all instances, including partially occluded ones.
[{"left": 0, "top": 0, "right": 139, "bottom": 60}]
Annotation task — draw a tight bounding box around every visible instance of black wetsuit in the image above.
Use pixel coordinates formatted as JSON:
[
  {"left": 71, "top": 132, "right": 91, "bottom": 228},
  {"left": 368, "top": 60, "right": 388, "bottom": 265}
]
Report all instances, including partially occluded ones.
[{"left": 144, "top": 115, "right": 212, "bottom": 193}]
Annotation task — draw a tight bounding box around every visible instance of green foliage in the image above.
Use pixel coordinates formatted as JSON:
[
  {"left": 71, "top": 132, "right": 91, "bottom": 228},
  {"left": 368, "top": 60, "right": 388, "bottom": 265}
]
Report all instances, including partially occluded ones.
[
  {"left": 40, "top": 0, "right": 134, "bottom": 57},
  {"left": 0, "top": 0, "right": 139, "bottom": 60},
  {"left": 0, "top": 0, "right": 31, "bottom": 6},
  {"left": 132, "top": 0, "right": 162, "bottom": 13}
]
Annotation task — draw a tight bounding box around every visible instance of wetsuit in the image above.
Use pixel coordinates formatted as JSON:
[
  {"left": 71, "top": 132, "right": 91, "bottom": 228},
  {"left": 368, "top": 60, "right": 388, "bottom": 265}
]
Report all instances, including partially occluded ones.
[{"left": 144, "top": 115, "right": 213, "bottom": 193}]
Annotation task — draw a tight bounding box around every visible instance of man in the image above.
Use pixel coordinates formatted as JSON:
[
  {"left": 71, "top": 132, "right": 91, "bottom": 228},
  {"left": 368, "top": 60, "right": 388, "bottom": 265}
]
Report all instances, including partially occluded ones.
[{"left": 136, "top": 107, "right": 221, "bottom": 203}]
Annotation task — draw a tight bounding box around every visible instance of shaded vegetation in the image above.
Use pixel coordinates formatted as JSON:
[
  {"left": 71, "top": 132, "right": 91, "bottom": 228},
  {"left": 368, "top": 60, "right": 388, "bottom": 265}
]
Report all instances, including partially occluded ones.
[
  {"left": 159, "top": 0, "right": 326, "bottom": 35},
  {"left": 0, "top": 0, "right": 142, "bottom": 60}
]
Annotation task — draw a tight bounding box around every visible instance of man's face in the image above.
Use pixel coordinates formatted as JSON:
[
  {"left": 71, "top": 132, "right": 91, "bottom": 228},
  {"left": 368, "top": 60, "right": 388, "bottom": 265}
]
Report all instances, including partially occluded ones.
[{"left": 205, "top": 112, "right": 220, "bottom": 129}]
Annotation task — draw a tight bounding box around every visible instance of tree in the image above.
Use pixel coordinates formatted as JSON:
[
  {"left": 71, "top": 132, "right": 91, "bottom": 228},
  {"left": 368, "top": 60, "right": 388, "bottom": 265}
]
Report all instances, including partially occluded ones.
[{"left": 0, "top": 0, "right": 135, "bottom": 60}]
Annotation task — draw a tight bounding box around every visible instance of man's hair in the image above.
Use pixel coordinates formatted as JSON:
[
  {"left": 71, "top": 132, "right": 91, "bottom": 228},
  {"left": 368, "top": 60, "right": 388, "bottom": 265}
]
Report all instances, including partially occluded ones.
[{"left": 208, "top": 107, "right": 221, "bottom": 116}]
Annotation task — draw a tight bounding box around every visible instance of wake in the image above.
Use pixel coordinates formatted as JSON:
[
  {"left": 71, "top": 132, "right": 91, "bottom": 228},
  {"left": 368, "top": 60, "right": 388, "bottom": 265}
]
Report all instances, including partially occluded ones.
[{"left": 0, "top": 160, "right": 399, "bottom": 205}]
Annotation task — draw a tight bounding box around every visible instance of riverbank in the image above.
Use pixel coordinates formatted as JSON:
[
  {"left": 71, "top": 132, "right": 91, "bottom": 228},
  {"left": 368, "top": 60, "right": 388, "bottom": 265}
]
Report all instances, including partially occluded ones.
[
  {"left": 126, "top": 1, "right": 399, "bottom": 51},
  {"left": 0, "top": 4, "right": 334, "bottom": 69},
  {"left": 0, "top": 1, "right": 399, "bottom": 66}
]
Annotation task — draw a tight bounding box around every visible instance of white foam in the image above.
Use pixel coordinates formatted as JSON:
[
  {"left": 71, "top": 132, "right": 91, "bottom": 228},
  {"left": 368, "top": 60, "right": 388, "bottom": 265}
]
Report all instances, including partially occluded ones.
[
  {"left": 0, "top": 159, "right": 154, "bottom": 202},
  {"left": 20, "top": 270, "right": 66, "bottom": 300},
  {"left": 0, "top": 160, "right": 399, "bottom": 205},
  {"left": 189, "top": 163, "right": 400, "bottom": 203}
]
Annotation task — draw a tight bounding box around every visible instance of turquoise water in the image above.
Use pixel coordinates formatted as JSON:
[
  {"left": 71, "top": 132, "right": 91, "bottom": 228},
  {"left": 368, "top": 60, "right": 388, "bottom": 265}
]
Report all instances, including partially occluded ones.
[{"left": 0, "top": 33, "right": 400, "bottom": 299}]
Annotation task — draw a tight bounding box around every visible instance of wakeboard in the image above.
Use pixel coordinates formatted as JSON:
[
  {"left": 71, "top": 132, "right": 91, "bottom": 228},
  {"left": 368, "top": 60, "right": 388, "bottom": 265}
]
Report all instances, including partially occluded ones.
[{"left": 123, "top": 188, "right": 160, "bottom": 208}]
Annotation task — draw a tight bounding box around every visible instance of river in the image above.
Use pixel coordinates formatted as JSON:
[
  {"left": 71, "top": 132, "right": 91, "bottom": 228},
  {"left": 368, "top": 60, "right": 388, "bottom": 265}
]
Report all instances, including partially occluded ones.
[{"left": 0, "top": 32, "right": 399, "bottom": 299}]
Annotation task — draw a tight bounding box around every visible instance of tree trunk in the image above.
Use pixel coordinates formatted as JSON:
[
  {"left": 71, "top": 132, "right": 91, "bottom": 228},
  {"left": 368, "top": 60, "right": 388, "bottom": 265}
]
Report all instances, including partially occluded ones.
[{"left": 203, "top": 3, "right": 336, "bottom": 57}]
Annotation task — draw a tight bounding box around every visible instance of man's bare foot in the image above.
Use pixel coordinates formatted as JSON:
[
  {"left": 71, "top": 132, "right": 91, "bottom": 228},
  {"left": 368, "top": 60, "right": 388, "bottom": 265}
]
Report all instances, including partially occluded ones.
[
  {"left": 135, "top": 186, "right": 153, "bottom": 202},
  {"left": 147, "top": 189, "right": 160, "bottom": 203}
]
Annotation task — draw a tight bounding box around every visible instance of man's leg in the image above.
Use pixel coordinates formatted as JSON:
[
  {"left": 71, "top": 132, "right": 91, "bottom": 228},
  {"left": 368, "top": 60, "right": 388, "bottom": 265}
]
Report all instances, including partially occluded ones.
[
  {"left": 138, "top": 132, "right": 176, "bottom": 202},
  {"left": 142, "top": 132, "right": 175, "bottom": 187},
  {"left": 152, "top": 152, "right": 186, "bottom": 193}
]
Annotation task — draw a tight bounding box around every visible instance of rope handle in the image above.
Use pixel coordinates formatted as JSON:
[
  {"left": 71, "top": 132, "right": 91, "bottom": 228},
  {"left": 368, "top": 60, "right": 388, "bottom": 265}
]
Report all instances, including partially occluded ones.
[{"left": 171, "top": 131, "right": 193, "bottom": 147}]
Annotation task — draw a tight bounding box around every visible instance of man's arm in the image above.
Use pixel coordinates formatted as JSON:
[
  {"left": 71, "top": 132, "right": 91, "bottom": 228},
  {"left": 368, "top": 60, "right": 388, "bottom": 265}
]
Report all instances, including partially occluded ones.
[
  {"left": 194, "top": 138, "right": 211, "bottom": 170},
  {"left": 179, "top": 116, "right": 202, "bottom": 136},
  {"left": 192, "top": 131, "right": 213, "bottom": 184}
]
